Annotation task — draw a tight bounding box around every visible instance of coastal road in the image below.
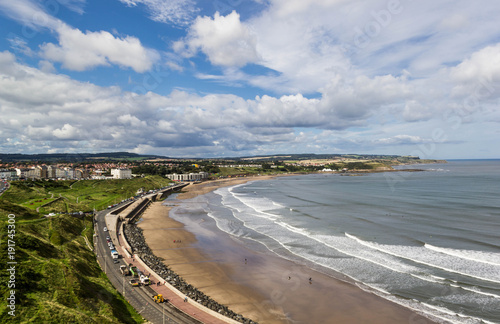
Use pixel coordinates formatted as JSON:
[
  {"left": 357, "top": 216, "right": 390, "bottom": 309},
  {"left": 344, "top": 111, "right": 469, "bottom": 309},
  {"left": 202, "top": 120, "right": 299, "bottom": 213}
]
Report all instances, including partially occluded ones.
[
  {"left": 94, "top": 203, "right": 201, "bottom": 324},
  {"left": 0, "top": 180, "right": 8, "bottom": 196}
]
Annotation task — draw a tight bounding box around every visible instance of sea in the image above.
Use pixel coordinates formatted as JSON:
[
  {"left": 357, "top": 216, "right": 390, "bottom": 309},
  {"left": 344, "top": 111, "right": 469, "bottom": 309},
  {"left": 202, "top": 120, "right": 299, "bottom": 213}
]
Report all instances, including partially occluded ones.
[{"left": 197, "top": 160, "right": 500, "bottom": 324}]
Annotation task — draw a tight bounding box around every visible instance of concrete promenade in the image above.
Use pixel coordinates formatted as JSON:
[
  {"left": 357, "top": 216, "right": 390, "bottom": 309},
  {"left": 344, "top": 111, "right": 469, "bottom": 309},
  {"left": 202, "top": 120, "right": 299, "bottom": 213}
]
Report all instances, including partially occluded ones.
[{"left": 106, "top": 185, "right": 239, "bottom": 324}]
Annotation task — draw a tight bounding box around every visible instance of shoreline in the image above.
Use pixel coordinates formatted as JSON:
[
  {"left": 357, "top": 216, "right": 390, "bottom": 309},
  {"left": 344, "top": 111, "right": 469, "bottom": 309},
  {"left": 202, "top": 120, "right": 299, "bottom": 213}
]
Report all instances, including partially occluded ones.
[{"left": 138, "top": 175, "right": 437, "bottom": 324}]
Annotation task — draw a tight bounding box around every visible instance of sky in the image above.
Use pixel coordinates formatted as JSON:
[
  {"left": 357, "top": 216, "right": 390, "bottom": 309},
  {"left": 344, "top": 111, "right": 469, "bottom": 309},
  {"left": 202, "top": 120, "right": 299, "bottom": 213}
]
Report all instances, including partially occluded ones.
[{"left": 0, "top": 0, "right": 499, "bottom": 159}]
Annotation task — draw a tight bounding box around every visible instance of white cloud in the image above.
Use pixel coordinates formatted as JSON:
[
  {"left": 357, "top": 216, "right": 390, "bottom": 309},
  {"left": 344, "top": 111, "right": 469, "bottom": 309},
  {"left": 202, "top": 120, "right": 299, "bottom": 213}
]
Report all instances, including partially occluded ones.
[
  {"left": 175, "top": 11, "right": 260, "bottom": 67},
  {"left": 118, "top": 0, "right": 198, "bottom": 26},
  {"left": 40, "top": 24, "right": 158, "bottom": 72},
  {"left": 58, "top": 0, "right": 87, "bottom": 14},
  {"left": 0, "top": 51, "right": 345, "bottom": 155},
  {"left": 38, "top": 60, "right": 56, "bottom": 73},
  {"left": 0, "top": 0, "right": 158, "bottom": 73},
  {"left": 402, "top": 100, "right": 433, "bottom": 122},
  {"left": 117, "top": 114, "right": 147, "bottom": 127},
  {"left": 0, "top": 0, "right": 60, "bottom": 30},
  {"left": 319, "top": 74, "right": 411, "bottom": 126},
  {"left": 2, "top": 14, "right": 500, "bottom": 160},
  {"left": 373, "top": 135, "right": 431, "bottom": 145},
  {"left": 0, "top": 50, "right": 15, "bottom": 68},
  {"left": 449, "top": 43, "right": 500, "bottom": 83},
  {"left": 188, "top": 0, "right": 500, "bottom": 97},
  {"left": 7, "top": 36, "right": 34, "bottom": 56},
  {"left": 52, "top": 123, "right": 80, "bottom": 140},
  {"left": 270, "top": 0, "right": 349, "bottom": 17}
]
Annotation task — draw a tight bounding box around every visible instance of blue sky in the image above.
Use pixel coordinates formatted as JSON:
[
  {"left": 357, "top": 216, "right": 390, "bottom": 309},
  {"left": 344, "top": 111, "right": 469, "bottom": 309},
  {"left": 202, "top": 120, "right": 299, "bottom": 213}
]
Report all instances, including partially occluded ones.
[{"left": 0, "top": 0, "right": 499, "bottom": 159}]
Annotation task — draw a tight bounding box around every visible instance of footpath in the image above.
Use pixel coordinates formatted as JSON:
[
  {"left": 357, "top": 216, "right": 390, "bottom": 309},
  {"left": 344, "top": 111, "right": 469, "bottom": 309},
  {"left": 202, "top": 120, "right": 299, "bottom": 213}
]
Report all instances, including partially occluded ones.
[
  {"left": 105, "top": 188, "right": 240, "bottom": 324},
  {"left": 118, "top": 245, "right": 231, "bottom": 324}
]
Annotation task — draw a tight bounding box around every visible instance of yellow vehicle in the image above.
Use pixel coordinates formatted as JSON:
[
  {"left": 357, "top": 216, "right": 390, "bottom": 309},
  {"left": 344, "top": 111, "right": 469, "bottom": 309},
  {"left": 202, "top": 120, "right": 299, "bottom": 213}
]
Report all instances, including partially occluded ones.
[{"left": 152, "top": 294, "right": 164, "bottom": 303}]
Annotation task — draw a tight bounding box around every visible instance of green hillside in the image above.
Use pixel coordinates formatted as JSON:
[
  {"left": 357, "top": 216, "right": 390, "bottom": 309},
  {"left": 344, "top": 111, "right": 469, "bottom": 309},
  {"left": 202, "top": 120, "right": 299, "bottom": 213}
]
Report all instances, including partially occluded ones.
[{"left": 0, "top": 176, "right": 171, "bottom": 323}]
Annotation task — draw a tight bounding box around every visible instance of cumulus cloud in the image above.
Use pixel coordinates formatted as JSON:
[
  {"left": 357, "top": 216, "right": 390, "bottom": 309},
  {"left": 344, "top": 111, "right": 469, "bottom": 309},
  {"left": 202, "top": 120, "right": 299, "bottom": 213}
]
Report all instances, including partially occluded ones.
[
  {"left": 38, "top": 60, "right": 56, "bottom": 73},
  {"left": 0, "top": 51, "right": 338, "bottom": 155},
  {"left": 0, "top": 0, "right": 158, "bottom": 72},
  {"left": 174, "top": 11, "right": 260, "bottom": 67},
  {"left": 190, "top": 0, "right": 500, "bottom": 96},
  {"left": 402, "top": 100, "right": 434, "bottom": 122},
  {"left": 449, "top": 43, "right": 500, "bottom": 83},
  {"left": 52, "top": 124, "right": 80, "bottom": 140},
  {"left": 319, "top": 74, "right": 411, "bottom": 127},
  {"left": 40, "top": 24, "right": 158, "bottom": 72},
  {"left": 2, "top": 29, "right": 500, "bottom": 158}
]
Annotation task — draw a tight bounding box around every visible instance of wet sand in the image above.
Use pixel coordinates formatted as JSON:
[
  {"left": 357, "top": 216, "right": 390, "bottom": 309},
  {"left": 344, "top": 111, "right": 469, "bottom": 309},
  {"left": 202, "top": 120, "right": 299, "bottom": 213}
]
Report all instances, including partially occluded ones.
[{"left": 138, "top": 176, "right": 434, "bottom": 324}]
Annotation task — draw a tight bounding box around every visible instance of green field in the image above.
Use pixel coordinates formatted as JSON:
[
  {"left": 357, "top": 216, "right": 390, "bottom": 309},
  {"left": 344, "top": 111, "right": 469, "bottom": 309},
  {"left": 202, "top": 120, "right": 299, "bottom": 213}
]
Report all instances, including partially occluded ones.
[
  {"left": 2, "top": 176, "right": 171, "bottom": 215},
  {"left": 0, "top": 176, "right": 172, "bottom": 323}
]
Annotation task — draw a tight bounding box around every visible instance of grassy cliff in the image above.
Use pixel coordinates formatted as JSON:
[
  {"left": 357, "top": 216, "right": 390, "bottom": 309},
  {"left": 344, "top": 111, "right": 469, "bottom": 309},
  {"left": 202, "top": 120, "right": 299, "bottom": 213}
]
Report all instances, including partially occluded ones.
[{"left": 0, "top": 176, "right": 171, "bottom": 323}]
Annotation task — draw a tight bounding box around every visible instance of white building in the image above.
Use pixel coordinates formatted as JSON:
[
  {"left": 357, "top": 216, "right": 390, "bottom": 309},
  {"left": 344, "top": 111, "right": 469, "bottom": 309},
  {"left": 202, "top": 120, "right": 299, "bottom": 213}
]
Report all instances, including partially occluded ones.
[
  {"left": 47, "top": 165, "right": 57, "bottom": 178},
  {"left": 15, "top": 168, "right": 37, "bottom": 179},
  {"left": 55, "top": 167, "right": 75, "bottom": 179},
  {"left": 166, "top": 172, "right": 209, "bottom": 182},
  {"left": 111, "top": 168, "right": 132, "bottom": 179},
  {"left": 0, "top": 169, "right": 17, "bottom": 180}
]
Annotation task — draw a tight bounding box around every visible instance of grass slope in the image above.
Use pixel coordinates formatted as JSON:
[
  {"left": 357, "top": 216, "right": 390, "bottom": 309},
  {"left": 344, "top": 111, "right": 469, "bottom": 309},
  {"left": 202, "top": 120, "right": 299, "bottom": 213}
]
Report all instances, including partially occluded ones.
[
  {"left": 2, "top": 176, "right": 171, "bottom": 214},
  {"left": 0, "top": 176, "right": 171, "bottom": 323}
]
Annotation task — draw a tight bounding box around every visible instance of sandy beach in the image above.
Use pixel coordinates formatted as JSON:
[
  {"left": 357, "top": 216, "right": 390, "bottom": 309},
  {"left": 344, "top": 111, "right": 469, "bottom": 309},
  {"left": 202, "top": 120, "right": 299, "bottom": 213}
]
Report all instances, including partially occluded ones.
[{"left": 138, "top": 175, "right": 433, "bottom": 324}]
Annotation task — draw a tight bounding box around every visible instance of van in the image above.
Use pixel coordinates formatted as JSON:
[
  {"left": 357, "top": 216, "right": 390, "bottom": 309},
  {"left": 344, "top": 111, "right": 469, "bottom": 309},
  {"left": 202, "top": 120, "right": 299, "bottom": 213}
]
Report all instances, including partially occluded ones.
[{"left": 111, "top": 250, "right": 119, "bottom": 259}]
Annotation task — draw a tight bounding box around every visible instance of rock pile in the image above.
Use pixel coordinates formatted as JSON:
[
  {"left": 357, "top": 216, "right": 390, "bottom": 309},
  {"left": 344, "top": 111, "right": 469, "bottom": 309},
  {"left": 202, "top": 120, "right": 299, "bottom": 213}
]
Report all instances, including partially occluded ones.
[{"left": 123, "top": 224, "right": 258, "bottom": 324}]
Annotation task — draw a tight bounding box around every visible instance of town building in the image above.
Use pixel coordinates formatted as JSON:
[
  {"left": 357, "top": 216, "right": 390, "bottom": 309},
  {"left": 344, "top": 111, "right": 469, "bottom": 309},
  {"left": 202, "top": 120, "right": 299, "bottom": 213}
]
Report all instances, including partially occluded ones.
[
  {"left": 165, "top": 172, "right": 209, "bottom": 182},
  {"left": 55, "top": 167, "right": 75, "bottom": 179},
  {"left": 15, "top": 168, "right": 37, "bottom": 179},
  {"left": 36, "top": 165, "right": 48, "bottom": 179},
  {"left": 0, "top": 169, "right": 17, "bottom": 180},
  {"left": 111, "top": 168, "right": 132, "bottom": 179},
  {"left": 47, "top": 165, "right": 57, "bottom": 178},
  {"left": 76, "top": 168, "right": 89, "bottom": 179}
]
